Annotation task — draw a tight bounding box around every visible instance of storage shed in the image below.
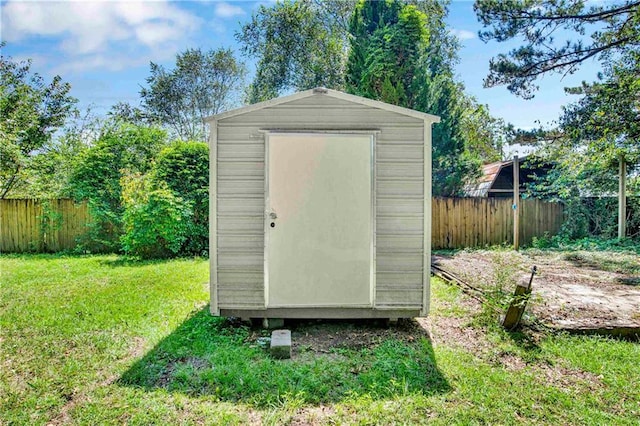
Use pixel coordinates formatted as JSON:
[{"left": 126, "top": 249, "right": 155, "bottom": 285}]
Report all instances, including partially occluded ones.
[{"left": 206, "top": 87, "right": 440, "bottom": 320}]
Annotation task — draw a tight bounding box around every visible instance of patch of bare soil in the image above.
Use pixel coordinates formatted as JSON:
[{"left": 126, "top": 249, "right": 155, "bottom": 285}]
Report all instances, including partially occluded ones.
[
  {"left": 245, "top": 318, "right": 427, "bottom": 357},
  {"left": 433, "top": 250, "right": 640, "bottom": 331}
]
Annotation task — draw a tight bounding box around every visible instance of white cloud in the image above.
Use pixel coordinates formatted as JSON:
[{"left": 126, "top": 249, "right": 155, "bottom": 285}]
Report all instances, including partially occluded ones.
[
  {"left": 451, "top": 29, "right": 477, "bottom": 41},
  {"left": 1, "top": 0, "right": 202, "bottom": 71},
  {"left": 53, "top": 49, "right": 167, "bottom": 74},
  {"left": 214, "top": 2, "right": 245, "bottom": 18}
]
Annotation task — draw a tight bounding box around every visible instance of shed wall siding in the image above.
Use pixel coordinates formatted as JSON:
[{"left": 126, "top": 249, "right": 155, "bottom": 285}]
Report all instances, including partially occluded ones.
[{"left": 216, "top": 96, "right": 426, "bottom": 310}]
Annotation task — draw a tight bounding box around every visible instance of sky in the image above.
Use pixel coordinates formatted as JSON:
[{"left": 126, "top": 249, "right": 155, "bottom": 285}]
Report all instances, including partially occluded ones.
[{"left": 1, "top": 0, "right": 604, "bottom": 140}]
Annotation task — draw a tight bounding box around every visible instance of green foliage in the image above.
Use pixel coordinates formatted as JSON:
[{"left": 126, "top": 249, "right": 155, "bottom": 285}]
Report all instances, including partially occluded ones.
[
  {"left": 557, "top": 197, "right": 639, "bottom": 241},
  {"left": 108, "top": 101, "right": 155, "bottom": 127},
  {"left": 0, "top": 42, "right": 77, "bottom": 198},
  {"left": 120, "top": 173, "right": 191, "bottom": 259},
  {"left": 141, "top": 48, "right": 245, "bottom": 141},
  {"left": 236, "top": 0, "right": 347, "bottom": 102},
  {"left": 16, "top": 108, "right": 105, "bottom": 199},
  {"left": 527, "top": 194, "right": 639, "bottom": 243},
  {"left": 559, "top": 52, "right": 640, "bottom": 178},
  {"left": 415, "top": 0, "right": 507, "bottom": 192},
  {"left": 68, "top": 129, "right": 209, "bottom": 258},
  {"left": 472, "top": 251, "right": 522, "bottom": 327},
  {"left": 415, "top": 72, "right": 485, "bottom": 195},
  {"left": 236, "top": 0, "right": 507, "bottom": 195},
  {"left": 474, "top": 0, "right": 640, "bottom": 99},
  {"left": 153, "top": 141, "right": 209, "bottom": 255},
  {"left": 475, "top": 0, "right": 639, "bottom": 237},
  {"left": 532, "top": 232, "right": 640, "bottom": 255},
  {"left": 346, "top": 0, "right": 429, "bottom": 107},
  {"left": 68, "top": 124, "right": 168, "bottom": 252},
  {"left": 346, "top": 0, "right": 507, "bottom": 195}
]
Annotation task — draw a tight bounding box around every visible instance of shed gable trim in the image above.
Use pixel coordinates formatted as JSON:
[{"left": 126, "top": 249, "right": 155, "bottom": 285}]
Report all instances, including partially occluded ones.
[{"left": 204, "top": 88, "right": 440, "bottom": 123}]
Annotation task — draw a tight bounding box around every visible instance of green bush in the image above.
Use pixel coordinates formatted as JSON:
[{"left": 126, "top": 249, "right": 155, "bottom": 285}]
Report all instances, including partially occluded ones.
[
  {"left": 68, "top": 124, "right": 168, "bottom": 252},
  {"left": 120, "top": 173, "right": 191, "bottom": 259},
  {"left": 67, "top": 129, "right": 209, "bottom": 258},
  {"left": 153, "top": 141, "right": 209, "bottom": 256},
  {"left": 557, "top": 196, "right": 639, "bottom": 241},
  {"left": 530, "top": 235, "right": 640, "bottom": 254}
]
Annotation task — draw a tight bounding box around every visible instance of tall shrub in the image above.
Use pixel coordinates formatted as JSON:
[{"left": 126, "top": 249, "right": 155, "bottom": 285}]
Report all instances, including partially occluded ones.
[
  {"left": 153, "top": 141, "right": 209, "bottom": 255},
  {"left": 120, "top": 173, "right": 191, "bottom": 259}
]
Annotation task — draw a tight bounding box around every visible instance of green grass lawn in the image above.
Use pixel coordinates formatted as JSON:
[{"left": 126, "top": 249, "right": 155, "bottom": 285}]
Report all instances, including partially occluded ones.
[{"left": 1, "top": 254, "right": 639, "bottom": 425}]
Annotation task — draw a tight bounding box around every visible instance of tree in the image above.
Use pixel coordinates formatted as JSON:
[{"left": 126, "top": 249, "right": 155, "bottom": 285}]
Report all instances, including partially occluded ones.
[
  {"left": 474, "top": 0, "right": 640, "bottom": 98},
  {"left": 236, "top": 0, "right": 347, "bottom": 102},
  {"left": 560, "top": 53, "right": 640, "bottom": 170},
  {"left": 0, "top": 43, "right": 77, "bottom": 198},
  {"left": 542, "top": 53, "right": 639, "bottom": 237},
  {"left": 347, "top": 0, "right": 505, "bottom": 194},
  {"left": 346, "top": 0, "right": 429, "bottom": 107},
  {"left": 140, "top": 48, "right": 245, "bottom": 141},
  {"left": 415, "top": 71, "right": 484, "bottom": 194},
  {"left": 476, "top": 0, "right": 639, "bottom": 237},
  {"left": 108, "top": 102, "right": 155, "bottom": 127},
  {"left": 238, "top": 0, "right": 506, "bottom": 195},
  {"left": 20, "top": 107, "right": 103, "bottom": 198}
]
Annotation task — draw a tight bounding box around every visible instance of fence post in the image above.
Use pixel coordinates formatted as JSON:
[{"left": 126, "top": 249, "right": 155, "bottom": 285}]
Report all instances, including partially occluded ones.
[
  {"left": 513, "top": 155, "right": 520, "bottom": 250},
  {"left": 619, "top": 154, "right": 626, "bottom": 239}
]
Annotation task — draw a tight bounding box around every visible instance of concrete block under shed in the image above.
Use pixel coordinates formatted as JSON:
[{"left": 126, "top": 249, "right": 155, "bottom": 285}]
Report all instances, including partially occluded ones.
[
  {"left": 270, "top": 329, "right": 291, "bottom": 359},
  {"left": 262, "top": 318, "right": 285, "bottom": 329}
]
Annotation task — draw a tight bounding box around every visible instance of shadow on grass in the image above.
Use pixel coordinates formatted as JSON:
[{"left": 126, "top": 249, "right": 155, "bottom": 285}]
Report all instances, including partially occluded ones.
[{"left": 119, "top": 308, "right": 450, "bottom": 406}]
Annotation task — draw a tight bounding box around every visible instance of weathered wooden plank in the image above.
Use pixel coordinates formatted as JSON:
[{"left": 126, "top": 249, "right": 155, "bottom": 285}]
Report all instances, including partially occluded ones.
[{"left": 502, "top": 266, "right": 536, "bottom": 330}]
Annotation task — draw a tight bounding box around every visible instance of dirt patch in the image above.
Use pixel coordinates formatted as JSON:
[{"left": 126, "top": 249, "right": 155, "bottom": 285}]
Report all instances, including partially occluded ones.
[
  {"left": 245, "top": 319, "right": 427, "bottom": 357},
  {"left": 433, "top": 250, "right": 640, "bottom": 331}
]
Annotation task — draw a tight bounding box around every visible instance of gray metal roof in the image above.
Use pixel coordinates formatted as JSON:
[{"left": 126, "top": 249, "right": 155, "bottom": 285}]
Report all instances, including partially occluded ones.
[{"left": 204, "top": 87, "right": 441, "bottom": 123}]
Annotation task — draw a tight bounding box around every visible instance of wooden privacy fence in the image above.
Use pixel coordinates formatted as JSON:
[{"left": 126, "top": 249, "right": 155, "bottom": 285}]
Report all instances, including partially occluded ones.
[
  {"left": 0, "top": 198, "right": 563, "bottom": 253},
  {"left": 0, "top": 199, "right": 91, "bottom": 253},
  {"left": 431, "top": 197, "right": 564, "bottom": 249}
]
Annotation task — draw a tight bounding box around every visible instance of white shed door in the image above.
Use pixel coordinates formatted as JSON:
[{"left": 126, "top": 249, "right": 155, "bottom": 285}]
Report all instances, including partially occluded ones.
[{"left": 266, "top": 133, "right": 373, "bottom": 308}]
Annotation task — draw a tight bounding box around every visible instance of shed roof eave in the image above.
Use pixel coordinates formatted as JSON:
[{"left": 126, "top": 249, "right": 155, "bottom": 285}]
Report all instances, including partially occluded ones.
[{"left": 203, "top": 87, "right": 441, "bottom": 123}]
